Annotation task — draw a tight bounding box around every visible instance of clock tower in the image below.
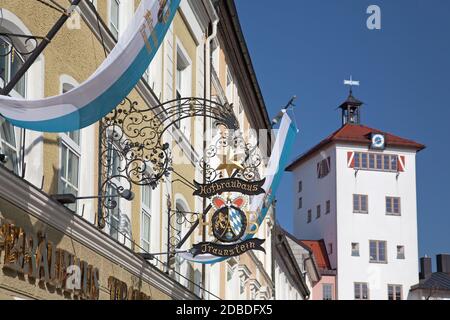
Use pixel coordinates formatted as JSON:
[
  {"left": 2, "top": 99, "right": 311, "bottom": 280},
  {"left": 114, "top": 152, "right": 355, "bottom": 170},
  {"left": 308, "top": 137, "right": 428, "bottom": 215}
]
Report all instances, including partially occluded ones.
[{"left": 286, "top": 86, "right": 425, "bottom": 300}]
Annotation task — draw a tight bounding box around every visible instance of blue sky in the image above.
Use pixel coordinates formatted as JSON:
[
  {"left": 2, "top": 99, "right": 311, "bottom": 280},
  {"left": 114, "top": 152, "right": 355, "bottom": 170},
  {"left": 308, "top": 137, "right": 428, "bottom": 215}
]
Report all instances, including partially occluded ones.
[{"left": 235, "top": 0, "right": 450, "bottom": 266}]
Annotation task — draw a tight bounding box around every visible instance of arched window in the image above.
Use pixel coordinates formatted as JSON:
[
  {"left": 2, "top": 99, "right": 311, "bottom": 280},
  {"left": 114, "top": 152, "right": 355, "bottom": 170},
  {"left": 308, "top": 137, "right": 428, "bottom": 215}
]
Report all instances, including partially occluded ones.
[{"left": 0, "top": 10, "right": 32, "bottom": 175}]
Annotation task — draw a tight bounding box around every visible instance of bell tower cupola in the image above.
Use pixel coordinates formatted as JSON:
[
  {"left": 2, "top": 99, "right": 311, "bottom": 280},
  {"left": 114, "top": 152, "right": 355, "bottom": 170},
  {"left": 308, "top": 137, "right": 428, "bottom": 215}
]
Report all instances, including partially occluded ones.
[{"left": 339, "top": 76, "right": 363, "bottom": 126}]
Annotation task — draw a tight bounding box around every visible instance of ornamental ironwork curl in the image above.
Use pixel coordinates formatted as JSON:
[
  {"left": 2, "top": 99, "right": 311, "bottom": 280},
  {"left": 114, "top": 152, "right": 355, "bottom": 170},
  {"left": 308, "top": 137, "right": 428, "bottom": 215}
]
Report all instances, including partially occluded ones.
[
  {"left": 98, "top": 96, "right": 240, "bottom": 229},
  {"left": 199, "top": 129, "right": 263, "bottom": 183},
  {"left": 0, "top": 33, "right": 44, "bottom": 57},
  {"left": 168, "top": 209, "right": 200, "bottom": 253}
]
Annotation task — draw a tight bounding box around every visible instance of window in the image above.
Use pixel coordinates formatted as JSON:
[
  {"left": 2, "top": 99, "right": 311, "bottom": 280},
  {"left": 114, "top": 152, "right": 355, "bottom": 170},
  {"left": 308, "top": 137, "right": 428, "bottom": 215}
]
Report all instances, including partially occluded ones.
[
  {"left": 386, "top": 197, "right": 401, "bottom": 215},
  {"left": 307, "top": 210, "right": 312, "bottom": 223},
  {"left": 140, "top": 183, "right": 152, "bottom": 252},
  {"left": 328, "top": 243, "right": 333, "bottom": 254},
  {"left": 352, "top": 243, "right": 360, "bottom": 256},
  {"left": 109, "top": 0, "right": 120, "bottom": 39},
  {"left": 240, "top": 276, "right": 245, "bottom": 295},
  {"left": 397, "top": 245, "right": 405, "bottom": 259},
  {"left": 175, "top": 44, "right": 191, "bottom": 132},
  {"left": 354, "top": 282, "right": 369, "bottom": 300},
  {"left": 0, "top": 36, "right": 26, "bottom": 96},
  {"left": 326, "top": 200, "right": 331, "bottom": 214},
  {"left": 316, "top": 205, "right": 321, "bottom": 219},
  {"left": 105, "top": 141, "right": 122, "bottom": 240},
  {"left": 0, "top": 36, "right": 26, "bottom": 175},
  {"left": 322, "top": 284, "right": 333, "bottom": 300},
  {"left": 298, "top": 180, "right": 302, "bottom": 193},
  {"left": 353, "top": 194, "right": 368, "bottom": 214},
  {"left": 59, "top": 133, "right": 80, "bottom": 211},
  {"left": 226, "top": 67, "right": 233, "bottom": 102},
  {"left": 388, "top": 284, "right": 402, "bottom": 300},
  {"left": 317, "top": 157, "right": 331, "bottom": 178},
  {"left": 0, "top": 118, "right": 19, "bottom": 174},
  {"left": 369, "top": 240, "right": 387, "bottom": 263},
  {"left": 106, "top": 183, "right": 120, "bottom": 240},
  {"left": 298, "top": 197, "right": 302, "bottom": 209},
  {"left": 59, "top": 84, "right": 80, "bottom": 212},
  {"left": 354, "top": 152, "right": 399, "bottom": 172}
]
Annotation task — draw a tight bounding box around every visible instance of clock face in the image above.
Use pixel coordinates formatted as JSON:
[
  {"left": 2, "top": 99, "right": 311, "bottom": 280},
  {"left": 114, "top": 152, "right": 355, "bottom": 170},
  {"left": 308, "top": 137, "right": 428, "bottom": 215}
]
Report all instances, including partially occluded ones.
[{"left": 371, "top": 133, "right": 385, "bottom": 149}]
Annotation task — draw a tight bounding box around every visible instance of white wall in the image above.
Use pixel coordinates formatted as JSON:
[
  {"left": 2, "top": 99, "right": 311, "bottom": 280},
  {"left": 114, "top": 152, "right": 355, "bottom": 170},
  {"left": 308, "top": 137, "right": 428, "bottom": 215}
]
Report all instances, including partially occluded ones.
[
  {"left": 292, "top": 142, "right": 420, "bottom": 300},
  {"left": 335, "top": 144, "right": 419, "bottom": 300},
  {"left": 292, "top": 145, "right": 338, "bottom": 268}
]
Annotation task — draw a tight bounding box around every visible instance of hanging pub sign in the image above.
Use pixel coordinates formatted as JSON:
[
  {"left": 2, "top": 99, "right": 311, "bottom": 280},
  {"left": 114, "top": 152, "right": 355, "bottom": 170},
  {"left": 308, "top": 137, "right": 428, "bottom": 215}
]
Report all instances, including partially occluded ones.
[
  {"left": 179, "top": 112, "right": 298, "bottom": 264},
  {"left": 192, "top": 178, "right": 266, "bottom": 198},
  {"left": 190, "top": 193, "right": 266, "bottom": 258}
]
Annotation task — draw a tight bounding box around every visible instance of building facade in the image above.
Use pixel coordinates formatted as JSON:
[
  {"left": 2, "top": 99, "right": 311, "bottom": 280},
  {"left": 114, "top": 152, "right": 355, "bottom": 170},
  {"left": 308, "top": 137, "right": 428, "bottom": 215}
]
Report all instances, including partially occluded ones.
[
  {"left": 0, "top": 0, "right": 275, "bottom": 300},
  {"left": 272, "top": 225, "right": 320, "bottom": 300},
  {"left": 286, "top": 90, "right": 425, "bottom": 300}
]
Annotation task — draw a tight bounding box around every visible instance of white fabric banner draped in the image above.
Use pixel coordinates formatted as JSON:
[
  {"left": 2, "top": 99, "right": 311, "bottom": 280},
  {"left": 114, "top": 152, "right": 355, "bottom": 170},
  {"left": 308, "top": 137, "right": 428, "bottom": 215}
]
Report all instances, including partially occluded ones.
[{"left": 0, "top": 0, "right": 181, "bottom": 132}]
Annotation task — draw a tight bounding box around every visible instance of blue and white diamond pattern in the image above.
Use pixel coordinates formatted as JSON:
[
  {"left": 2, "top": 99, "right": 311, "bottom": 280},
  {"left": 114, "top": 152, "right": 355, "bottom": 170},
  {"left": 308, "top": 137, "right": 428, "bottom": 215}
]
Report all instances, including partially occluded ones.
[{"left": 229, "top": 207, "right": 243, "bottom": 237}]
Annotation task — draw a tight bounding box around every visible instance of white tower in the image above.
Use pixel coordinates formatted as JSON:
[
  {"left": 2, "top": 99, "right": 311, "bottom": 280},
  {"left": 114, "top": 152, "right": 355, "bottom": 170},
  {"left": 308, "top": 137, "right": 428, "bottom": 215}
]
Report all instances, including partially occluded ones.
[{"left": 286, "top": 85, "right": 425, "bottom": 300}]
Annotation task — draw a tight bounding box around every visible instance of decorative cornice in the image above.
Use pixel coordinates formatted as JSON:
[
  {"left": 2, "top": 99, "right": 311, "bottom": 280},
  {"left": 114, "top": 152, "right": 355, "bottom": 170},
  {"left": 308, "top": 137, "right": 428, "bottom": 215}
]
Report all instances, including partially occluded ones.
[{"left": 0, "top": 166, "right": 199, "bottom": 300}]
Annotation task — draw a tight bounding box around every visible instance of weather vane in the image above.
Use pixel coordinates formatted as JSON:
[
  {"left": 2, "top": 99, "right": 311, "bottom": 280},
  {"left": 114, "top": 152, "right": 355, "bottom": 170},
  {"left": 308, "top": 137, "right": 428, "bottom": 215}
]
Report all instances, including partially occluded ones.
[{"left": 344, "top": 76, "right": 360, "bottom": 94}]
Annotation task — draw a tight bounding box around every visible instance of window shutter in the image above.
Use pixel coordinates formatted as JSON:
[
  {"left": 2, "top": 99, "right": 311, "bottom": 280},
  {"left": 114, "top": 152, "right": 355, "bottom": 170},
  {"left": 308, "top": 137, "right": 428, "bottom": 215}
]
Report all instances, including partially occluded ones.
[
  {"left": 397, "top": 156, "right": 405, "bottom": 172},
  {"left": 347, "top": 152, "right": 355, "bottom": 168}
]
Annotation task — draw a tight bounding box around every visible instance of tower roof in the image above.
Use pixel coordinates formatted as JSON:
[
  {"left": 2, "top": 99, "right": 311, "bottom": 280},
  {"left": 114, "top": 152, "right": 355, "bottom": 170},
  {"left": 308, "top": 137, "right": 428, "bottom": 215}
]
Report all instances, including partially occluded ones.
[
  {"left": 286, "top": 124, "right": 425, "bottom": 171},
  {"left": 338, "top": 92, "right": 363, "bottom": 109}
]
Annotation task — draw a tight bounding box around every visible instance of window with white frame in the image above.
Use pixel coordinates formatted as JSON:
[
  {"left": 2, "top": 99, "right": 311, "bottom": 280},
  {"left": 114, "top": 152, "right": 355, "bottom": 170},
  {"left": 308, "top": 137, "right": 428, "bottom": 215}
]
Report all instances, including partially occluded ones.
[
  {"left": 105, "top": 140, "right": 122, "bottom": 240},
  {"left": 354, "top": 282, "right": 369, "bottom": 300},
  {"left": 0, "top": 36, "right": 26, "bottom": 97},
  {"left": 0, "top": 118, "right": 19, "bottom": 174},
  {"left": 322, "top": 284, "right": 333, "bottom": 300},
  {"left": 0, "top": 36, "right": 27, "bottom": 175},
  {"left": 369, "top": 240, "right": 387, "bottom": 263},
  {"left": 140, "top": 183, "right": 152, "bottom": 252},
  {"left": 388, "top": 284, "right": 402, "bottom": 300},
  {"left": 175, "top": 44, "right": 191, "bottom": 132},
  {"left": 109, "top": 0, "right": 120, "bottom": 39},
  {"left": 59, "top": 83, "right": 80, "bottom": 212}
]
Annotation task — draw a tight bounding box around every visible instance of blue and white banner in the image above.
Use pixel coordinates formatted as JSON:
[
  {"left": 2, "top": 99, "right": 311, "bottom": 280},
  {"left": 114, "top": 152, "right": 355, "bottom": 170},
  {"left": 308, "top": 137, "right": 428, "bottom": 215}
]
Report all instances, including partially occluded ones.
[
  {"left": 0, "top": 0, "right": 181, "bottom": 132},
  {"left": 181, "top": 112, "right": 298, "bottom": 264}
]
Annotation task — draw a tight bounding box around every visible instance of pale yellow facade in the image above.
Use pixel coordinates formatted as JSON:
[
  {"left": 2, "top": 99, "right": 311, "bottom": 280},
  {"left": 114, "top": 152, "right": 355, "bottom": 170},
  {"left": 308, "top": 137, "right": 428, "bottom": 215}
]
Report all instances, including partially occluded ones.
[{"left": 0, "top": 0, "right": 274, "bottom": 300}]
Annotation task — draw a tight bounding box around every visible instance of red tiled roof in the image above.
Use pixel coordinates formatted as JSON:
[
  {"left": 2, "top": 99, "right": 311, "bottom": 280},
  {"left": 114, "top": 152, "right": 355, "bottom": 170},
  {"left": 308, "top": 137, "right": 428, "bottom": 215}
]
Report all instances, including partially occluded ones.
[
  {"left": 299, "top": 240, "right": 332, "bottom": 270},
  {"left": 286, "top": 124, "right": 425, "bottom": 171}
]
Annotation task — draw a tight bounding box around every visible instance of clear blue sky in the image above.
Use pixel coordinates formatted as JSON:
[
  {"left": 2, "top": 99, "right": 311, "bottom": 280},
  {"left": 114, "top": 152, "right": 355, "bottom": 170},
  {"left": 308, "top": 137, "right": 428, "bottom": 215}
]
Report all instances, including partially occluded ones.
[{"left": 235, "top": 0, "right": 450, "bottom": 265}]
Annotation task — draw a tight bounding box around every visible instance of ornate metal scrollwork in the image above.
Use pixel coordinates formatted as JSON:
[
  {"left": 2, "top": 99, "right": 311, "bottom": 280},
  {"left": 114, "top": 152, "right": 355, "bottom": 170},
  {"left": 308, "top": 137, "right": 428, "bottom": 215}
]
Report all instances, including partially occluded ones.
[
  {"left": 0, "top": 33, "right": 45, "bottom": 57},
  {"left": 98, "top": 96, "right": 240, "bottom": 229},
  {"left": 168, "top": 209, "right": 200, "bottom": 253},
  {"left": 199, "top": 129, "right": 262, "bottom": 183}
]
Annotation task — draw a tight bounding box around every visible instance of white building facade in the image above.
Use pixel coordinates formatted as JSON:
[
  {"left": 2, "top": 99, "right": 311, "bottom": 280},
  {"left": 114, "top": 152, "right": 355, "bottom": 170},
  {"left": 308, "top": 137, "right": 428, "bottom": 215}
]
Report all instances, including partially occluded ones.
[{"left": 287, "top": 92, "right": 425, "bottom": 300}]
